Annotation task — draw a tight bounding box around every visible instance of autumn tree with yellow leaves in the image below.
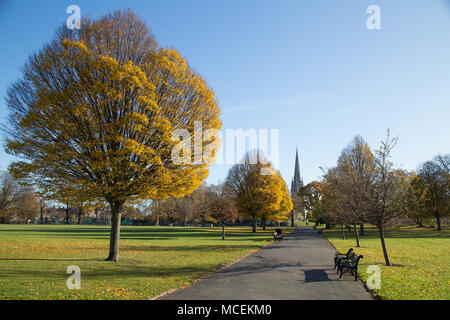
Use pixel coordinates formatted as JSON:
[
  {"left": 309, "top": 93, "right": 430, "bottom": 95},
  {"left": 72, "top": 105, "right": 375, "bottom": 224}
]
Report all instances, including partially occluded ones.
[
  {"left": 267, "top": 175, "right": 293, "bottom": 227},
  {"left": 225, "top": 150, "right": 292, "bottom": 232},
  {"left": 5, "top": 10, "right": 221, "bottom": 261}
]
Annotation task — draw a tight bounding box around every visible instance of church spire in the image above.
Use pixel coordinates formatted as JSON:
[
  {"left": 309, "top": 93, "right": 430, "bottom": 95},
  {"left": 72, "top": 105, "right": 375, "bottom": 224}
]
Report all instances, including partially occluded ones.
[
  {"left": 291, "top": 148, "right": 303, "bottom": 195},
  {"left": 294, "top": 148, "right": 300, "bottom": 182}
]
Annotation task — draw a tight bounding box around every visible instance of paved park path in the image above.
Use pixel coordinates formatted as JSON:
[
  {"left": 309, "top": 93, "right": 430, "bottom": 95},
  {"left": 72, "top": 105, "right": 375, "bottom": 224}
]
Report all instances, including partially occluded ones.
[{"left": 160, "top": 227, "right": 373, "bottom": 300}]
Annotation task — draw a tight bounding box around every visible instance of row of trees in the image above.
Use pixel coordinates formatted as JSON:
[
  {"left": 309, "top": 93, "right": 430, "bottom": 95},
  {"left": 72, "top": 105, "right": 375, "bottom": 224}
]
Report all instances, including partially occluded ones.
[
  {"left": 150, "top": 184, "right": 237, "bottom": 239},
  {"left": 150, "top": 150, "right": 293, "bottom": 237},
  {"left": 0, "top": 169, "right": 148, "bottom": 225},
  {"left": 299, "top": 131, "right": 449, "bottom": 266}
]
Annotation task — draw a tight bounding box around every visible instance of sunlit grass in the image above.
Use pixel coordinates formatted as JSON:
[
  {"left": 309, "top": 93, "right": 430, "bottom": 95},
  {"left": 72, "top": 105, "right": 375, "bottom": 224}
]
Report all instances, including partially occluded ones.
[
  {"left": 323, "top": 225, "right": 450, "bottom": 300},
  {"left": 0, "top": 224, "right": 294, "bottom": 300}
]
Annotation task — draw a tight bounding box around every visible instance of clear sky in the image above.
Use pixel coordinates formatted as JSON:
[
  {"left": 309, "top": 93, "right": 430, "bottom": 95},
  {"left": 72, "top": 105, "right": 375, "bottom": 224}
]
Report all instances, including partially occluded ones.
[{"left": 0, "top": 0, "right": 449, "bottom": 187}]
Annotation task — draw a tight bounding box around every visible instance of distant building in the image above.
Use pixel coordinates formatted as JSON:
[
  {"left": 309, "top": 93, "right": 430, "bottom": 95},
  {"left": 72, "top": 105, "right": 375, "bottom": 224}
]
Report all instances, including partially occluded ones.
[
  {"left": 289, "top": 148, "right": 305, "bottom": 225},
  {"left": 291, "top": 148, "right": 303, "bottom": 196}
]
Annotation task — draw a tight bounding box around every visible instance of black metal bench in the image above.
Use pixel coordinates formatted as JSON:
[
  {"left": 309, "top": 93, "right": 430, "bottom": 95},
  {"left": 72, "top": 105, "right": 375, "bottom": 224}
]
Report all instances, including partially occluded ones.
[
  {"left": 334, "top": 248, "right": 353, "bottom": 271},
  {"left": 335, "top": 249, "right": 363, "bottom": 281},
  {"left": 274, "top": 229, "right": 283, "bottom": 240}
]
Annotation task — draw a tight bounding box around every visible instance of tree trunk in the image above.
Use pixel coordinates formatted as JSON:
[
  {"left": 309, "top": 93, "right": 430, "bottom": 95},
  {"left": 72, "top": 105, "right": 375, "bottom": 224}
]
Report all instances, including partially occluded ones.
[
  {"left": 221, "top": 222, "right": 225, "bottom": 240},
  {"left": 360, "top": 224, "right": 365, "bottom": 236},
  {"left": 252, "top": 216, "right": 256, "bottom": 233},
  {"left": 354, "top": 224, "right": 360, "bottom": 247},
  {"left": 341, "top": 224, "right": 345, "bottom": 240},
  {"left": 435, "top": 212, "right": 441, "bottom": 231},
  {"left": 65, "top": 204, "right": 70, "bottom": 224},
  {"left": 77, "top": 208, "right": 82, "bottom": 225},
  {"left": 40, "top": 206, "right": 44, "bottom": 224},
  {"left": 262, "top": 217, "right": 266, "bottom": 230},
  {"left": 291, "top": 211, "right": 295, "bottom": 227},
  {"left": 105, "top": 201, "right": 123, "bottom": 262},
  {"left": 155, "top": 212, "right": 160, "bottom": 227},
  {"left": 378, "top": 225, "right": 391, "bottom": 266}
]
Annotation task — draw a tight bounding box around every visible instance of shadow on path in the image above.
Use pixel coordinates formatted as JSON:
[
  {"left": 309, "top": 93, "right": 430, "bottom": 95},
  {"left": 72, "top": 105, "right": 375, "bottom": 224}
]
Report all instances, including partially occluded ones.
[{"left": 161, "top": 227, "right": 373, "bottom": 300}]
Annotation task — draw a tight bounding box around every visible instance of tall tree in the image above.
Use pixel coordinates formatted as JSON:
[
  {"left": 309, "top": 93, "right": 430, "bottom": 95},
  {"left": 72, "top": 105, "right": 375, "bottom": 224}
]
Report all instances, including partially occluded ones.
[
  {"left": 191, "top": 183, "right": 216, "bottom": 225},
  {"left": 336, "top": 135, "right": 375, "bottom": 246},
  {"left": 11, "top": 188, "right": 40, "bottom": 223},
  {"left": 0, "top": 171, "right": 28, "bottom": 223},
  {"left": 173, "top": 195, "right": 194, "bottom": 227},
  {"left": 417, "top": 154, "right": 449, "bottom": 231},
  {"left": 225, "top": 150, "right": 284, "bottom": 233},
  {"left": 5, "top": 10, "right": 221, "bottom": 261},
  {"left": 209, "top": 185, "right": 238, "bottom": 240},
  {"left": 405, "top": 172, "right": 429, "bottom": 227},
  {"left": 299, "top": 181, "right": 323, "bottom": 224},
  {"left": 267, "top": 177, "right": 293, "bottom": 226},
  {"left": 320, "top": 168, "right": 351, "bottom": 234},
  {"left": 361, "top": 130, "right": 404, "bottom": 266}
]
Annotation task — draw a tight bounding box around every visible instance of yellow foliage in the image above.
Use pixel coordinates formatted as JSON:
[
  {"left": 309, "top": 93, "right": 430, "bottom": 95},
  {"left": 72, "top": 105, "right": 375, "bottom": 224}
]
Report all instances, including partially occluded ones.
[{"left": 6, "top": 23, "right": 221, "bottom": 205}]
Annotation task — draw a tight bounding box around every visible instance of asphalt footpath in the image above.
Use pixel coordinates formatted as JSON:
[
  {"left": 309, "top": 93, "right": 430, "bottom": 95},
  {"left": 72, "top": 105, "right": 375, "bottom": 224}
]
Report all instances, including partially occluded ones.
[{"left": 160, "top": 227, "right": 373, "bottom": 300}]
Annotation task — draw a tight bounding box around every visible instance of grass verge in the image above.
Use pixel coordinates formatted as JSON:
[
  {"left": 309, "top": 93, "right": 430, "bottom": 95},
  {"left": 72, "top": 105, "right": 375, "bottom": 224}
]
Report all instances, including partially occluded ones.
[
  {"left": 0, "top": 224, "right": 294, "bottom": 300},
  {"left": 323, "top": 225, "right": 449, "bottom": 300}
]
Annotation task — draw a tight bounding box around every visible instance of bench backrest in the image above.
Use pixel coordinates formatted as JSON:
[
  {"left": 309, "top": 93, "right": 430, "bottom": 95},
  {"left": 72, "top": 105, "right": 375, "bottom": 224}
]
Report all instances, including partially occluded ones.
[{"left": 347, "top": 252, "right": 363, "bottom": 266}]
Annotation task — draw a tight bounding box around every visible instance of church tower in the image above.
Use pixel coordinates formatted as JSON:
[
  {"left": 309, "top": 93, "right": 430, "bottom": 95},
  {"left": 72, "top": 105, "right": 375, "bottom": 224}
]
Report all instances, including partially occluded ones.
[{"left": 291, "top": 148, "right": 303, "bottom": 196}]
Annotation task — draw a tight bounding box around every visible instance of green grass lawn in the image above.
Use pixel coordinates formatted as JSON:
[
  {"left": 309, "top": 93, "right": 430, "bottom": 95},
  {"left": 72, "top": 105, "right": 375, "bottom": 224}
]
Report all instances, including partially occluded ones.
[
  {"left": 323, "top": 225, "right": 450, "bottom": 300},
  {"left": 0, "top": 224, "right": 294, "bottom": 300}
]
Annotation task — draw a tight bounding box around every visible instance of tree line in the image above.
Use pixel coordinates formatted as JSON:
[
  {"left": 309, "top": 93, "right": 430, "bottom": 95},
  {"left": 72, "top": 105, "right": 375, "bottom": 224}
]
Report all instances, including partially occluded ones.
[
  {"left": 150, "top": 150, "right": 293, "bottom": 237},
  {"left": 298, "top": 130, "right": 449, "bottom": 266}
]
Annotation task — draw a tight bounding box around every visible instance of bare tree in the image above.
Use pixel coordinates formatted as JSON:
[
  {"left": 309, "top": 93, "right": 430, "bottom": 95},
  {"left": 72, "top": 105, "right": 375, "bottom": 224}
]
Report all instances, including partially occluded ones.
[
  {"left": 10, "top": 188, "right": 39, "bottom": 223},
  {"left": 361, "top": 130, "right": 404, "bottom": 266},
  {"left": 209, "top": 184, "right": 238, "bottom": 240},
  {"left": 0, "top": 172, "right": 34, "bottom": 223},
  {"left": 191, "top": 183, "right": 216, "bottom": 225}
]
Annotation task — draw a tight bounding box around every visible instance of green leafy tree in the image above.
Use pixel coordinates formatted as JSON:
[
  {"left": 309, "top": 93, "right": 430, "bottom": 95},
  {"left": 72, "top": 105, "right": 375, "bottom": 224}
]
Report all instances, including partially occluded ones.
[{"left": 417, "top": 154, "right": 449, "bottom": 231}]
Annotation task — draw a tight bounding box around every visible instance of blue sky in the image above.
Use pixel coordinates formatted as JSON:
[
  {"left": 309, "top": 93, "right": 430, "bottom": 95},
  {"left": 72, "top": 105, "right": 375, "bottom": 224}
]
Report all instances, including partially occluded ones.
[{"left": 0, "top": 0, "right": 449, "bottom": 187}]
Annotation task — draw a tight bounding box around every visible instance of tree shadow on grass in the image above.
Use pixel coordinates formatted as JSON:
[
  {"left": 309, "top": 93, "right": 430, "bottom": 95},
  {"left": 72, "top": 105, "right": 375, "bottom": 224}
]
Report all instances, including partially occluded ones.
[
  {"left": 0, "top": 263, "right": 220, "bottom": 280},
  {"left": 0, "top": 243, "right": 263, "bottom": 260},
  {"left": 121, "top": 244, "right": 263, "bottom": 252},
  {"left": 0, "top": 258, "right": 102, "bottom": 262},
  {"left": 0, "top": 227, "right": 274, "bottom": 242}
]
